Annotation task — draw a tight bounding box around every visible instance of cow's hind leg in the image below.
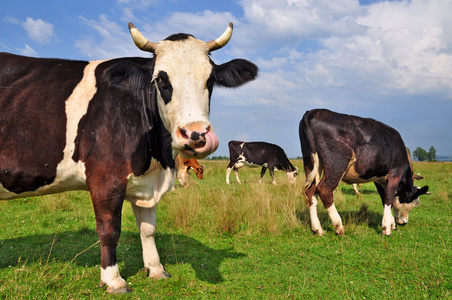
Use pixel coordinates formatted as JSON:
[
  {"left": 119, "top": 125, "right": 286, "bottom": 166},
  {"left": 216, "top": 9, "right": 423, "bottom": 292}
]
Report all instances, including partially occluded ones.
[
  {"left": 317, "top": 171, "right": 345, "bottom": 235},
  {"left": 131, "top": 203, "right": 170, "bottom": 279},
  {"left": 303, "top": 154, "right": 324, "bottom": 235}
]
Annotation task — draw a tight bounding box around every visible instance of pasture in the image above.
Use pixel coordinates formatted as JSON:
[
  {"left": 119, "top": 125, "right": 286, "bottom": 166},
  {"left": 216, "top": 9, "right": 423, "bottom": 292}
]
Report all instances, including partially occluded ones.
[{"left": 0, "top": 161, "right": 450, "bottom": 299}]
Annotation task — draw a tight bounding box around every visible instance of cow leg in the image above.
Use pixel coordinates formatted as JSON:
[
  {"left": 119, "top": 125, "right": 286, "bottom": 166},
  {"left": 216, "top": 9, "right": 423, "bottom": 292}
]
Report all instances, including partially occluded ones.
[
  {"left": 352, "top": 183, "right": 361, "bottom": 195},
  {"left": 226, "top": 167, "right": 232, "bottom": 184},
  {"left": 233, "top": 167, "right": 242, "bottom": 184},
  {"left": 317, "top": 171, "right": 344, "bottom": 235},
  {"left": 258, "top": 166, "right": 267, "bottom": 183},
  {"left": 268, "top": 167, "right": 277, "bottom": 185},
  {"left": 130, "top": 203, "right": 170, "bottom": 279},
  {"left": 375, "top": 181, "right": 398, "bottom": 236},
  {"left": 90, "top": 192, "right": 130, "bottom": 294},
  {"left": 226, "top": 161, "right": 237, "bottom": 184},
  {"left": 308, "top": 194, "right": 324, "bottom": 236}
]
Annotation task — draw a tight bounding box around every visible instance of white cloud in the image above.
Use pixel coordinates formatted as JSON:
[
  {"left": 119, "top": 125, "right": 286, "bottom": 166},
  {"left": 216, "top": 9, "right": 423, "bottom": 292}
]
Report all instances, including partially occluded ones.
[
  {"left": 19, "top": 44, "right": 38, "bottom": 57},
  {"left": 22, "top": 17, "right": 55, "bottom": 44},
  {"left": 240, "top": 0, "right": 365, "bottom": 44},
  {"left": 75, "top": 14, "right": 144, "bottom": 59},
  {"left": 3, "top": 16, "right": 20, "bottom": 25}
]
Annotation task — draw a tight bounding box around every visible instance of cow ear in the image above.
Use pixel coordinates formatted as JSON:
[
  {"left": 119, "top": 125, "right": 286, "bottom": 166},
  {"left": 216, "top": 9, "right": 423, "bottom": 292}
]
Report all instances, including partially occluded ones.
[
  {"left": 413, "top": 185, "right": 429, "bottom": 199},
  {"left": 213, "top": 59, "right": 258, "bottom": 88}
]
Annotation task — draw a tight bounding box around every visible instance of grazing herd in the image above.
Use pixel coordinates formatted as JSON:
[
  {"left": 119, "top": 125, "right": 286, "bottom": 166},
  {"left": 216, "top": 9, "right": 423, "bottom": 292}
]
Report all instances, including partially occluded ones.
[{"left": 0, "top": 22, "right": 430, "bottom": 294}]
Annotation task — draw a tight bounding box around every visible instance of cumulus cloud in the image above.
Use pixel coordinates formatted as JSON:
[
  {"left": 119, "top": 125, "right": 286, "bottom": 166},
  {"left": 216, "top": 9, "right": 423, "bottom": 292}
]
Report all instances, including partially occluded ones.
[
  {"left": 22, "top": 17, "right": 55, "bottom": 44},
  {"left": 19, "top": 44, "right": 38, "bottom": 56},
  {"left": 237, "top": 0, "right": 452, "bottom": 98},
  {"left": 75, "top": 14, "right": 144, "bottom": 59}
]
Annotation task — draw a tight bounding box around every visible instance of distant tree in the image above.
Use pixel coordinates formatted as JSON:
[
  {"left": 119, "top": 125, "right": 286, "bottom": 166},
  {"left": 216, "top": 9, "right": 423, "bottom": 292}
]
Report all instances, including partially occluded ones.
[
  {"left": 413, "top": 147, "right": 428, "bottom": 161},
  {"left": 427, "top": 146, "right": 437, "bottom": 162}
]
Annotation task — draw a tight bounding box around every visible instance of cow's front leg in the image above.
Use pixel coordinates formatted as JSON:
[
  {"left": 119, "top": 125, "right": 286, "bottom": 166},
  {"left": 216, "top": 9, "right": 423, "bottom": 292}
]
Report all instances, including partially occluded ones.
[
  {"left": 268, "top": 167, "right": 277, "bottom": 185},
  {"left": 131, "top": 203, "right": 170, "bottom": 279},
  {"left": 91, "top": 194, "right": 130, "bottom": 294},
  {"left": 258, "top": 166, "right": 267, "bottom": 183},
  {"left": 381, "top": 204, "right": 396, "bottom": 236}
]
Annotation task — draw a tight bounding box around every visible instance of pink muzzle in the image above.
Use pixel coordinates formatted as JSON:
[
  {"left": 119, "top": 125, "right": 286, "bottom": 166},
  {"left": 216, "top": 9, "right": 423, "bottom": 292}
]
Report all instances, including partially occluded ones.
[{"left": 177, "top": 128, "right": 219, "bottom": 159}]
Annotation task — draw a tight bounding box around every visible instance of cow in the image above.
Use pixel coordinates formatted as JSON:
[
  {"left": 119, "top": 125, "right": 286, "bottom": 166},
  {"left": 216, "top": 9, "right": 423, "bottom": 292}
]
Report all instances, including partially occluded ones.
[
  {"left": 175, "top": 154, "right": 204, "bottom": 188},
  {"left": 0, "top": 22, "right": 257, "bottom": 294},
  {"left": 226, "top": 141, "right": 298, "bottom": 185},
  {"left": 298, "top": 109, "right": 429, "bottom": 236}
]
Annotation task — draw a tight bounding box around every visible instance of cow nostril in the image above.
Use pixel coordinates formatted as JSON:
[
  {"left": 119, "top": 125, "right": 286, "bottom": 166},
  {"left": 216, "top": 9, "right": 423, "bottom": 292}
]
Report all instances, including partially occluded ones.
[
  {"left": 180, "top": 128, "right": 188, "bottom": 139},
  {"left": 190, "top": 131, "right": 201, "bottom": 141}
]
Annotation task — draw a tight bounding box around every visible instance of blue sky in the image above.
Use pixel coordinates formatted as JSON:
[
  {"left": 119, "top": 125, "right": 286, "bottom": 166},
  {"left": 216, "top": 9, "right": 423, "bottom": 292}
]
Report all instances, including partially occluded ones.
[{"left": 1, "top": 0, "right": 451, "bottom": 158}]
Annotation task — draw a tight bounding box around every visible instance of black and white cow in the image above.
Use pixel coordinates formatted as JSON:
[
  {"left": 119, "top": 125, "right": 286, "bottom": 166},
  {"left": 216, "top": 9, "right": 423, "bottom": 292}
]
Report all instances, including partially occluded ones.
[
  {"left": 299, "top": 109, "right": 429, "bottom": 236},
  {"left": 0, "top": 22, "right": 257, "bottom": 294},
  {"left": 226, "top": 141, "right": 298, "bottom": 185}
]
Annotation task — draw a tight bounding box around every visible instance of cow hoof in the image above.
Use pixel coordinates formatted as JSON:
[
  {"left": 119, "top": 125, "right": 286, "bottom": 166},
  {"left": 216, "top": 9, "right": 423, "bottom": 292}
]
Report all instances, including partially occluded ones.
[
  {"left": 335, "top": 226, "right": 345, "bottom": 235},
  {"left": 381, "top": 226, "right": 392, "bottom": 236},
  {"left": 107, "top": 285, "right": 132, "bottom": 295},
  {"left": 312, "top": 228, "right": 324, "bottom": 236},
  {"left": 151, "top": 270, "right": 172, "bottom": 280},
  {"left": 99, "top": 280, "right": 132, "bottom": 295}
]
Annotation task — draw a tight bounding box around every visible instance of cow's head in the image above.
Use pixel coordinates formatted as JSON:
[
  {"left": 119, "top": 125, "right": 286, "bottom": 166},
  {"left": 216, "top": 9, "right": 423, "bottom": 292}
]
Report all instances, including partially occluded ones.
[
  {"left": 193, "top": 165, "right": 204, "bottom": 180},
  {"left": 129, "top": 23, "right": 258, "bottom": 159},
  {"left": 393, "top": 185, "right": 429, "bottom": 225},
  {"left": 286, "top": 166, "right": 298, "bottom": 184}
]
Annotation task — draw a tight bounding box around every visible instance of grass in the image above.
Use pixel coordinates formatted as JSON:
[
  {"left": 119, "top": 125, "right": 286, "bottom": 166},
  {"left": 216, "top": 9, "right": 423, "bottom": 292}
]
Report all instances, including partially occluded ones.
[{"left": 0, "top": 161, "right": 450, "bottom": 299}]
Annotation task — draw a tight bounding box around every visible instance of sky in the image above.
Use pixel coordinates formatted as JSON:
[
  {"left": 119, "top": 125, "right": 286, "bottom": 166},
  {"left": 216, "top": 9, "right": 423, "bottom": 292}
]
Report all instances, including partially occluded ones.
[{"left": 1, "top": 0, "right": 451, "bottom": 158}]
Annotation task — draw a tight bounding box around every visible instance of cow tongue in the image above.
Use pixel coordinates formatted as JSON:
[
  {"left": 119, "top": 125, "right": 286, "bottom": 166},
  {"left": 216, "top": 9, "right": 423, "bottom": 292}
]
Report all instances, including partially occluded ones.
[{"left": 179, "top": 131, "right": 219, "bottom": 159}]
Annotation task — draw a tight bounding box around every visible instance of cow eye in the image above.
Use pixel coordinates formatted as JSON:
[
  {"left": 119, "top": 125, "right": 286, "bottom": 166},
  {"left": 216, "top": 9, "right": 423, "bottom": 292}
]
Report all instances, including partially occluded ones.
[{"left": 155, "top": 72, "right": 173, "bottom": 104}]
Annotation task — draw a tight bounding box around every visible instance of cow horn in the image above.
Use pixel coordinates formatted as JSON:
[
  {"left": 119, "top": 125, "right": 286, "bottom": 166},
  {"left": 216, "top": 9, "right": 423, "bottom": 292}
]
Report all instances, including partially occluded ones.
[
  {"left": 206, "top": 22, "right": 233, "bottom": 52},
  {"left": 128, "top": 22, "right": 157, "bottom": 53}
]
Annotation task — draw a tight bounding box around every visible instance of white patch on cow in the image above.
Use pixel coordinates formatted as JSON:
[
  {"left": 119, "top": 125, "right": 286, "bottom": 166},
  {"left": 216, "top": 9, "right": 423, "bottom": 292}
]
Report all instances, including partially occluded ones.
[
  {"left": 393, "top": 197, "right": 419, "bottom": 225},
  {"left": 125, "top": 159, "right": 174, "bottom": 208},
  {"left": 326, "top": 203, "right": 344, "bottom": 235},
  {"left": 226, "top": 167, "right": 232, "bottom": 184},
  {"left": 0, "top": 60, "right": 104, "bottom": 200},
  {"left": 100, "top": 264, "right": 128, "bottom": 292},
  {"left": 153, "top": 37, "right": 213, "bottom": 150},
  {"left": 382, "top": 204, "right": 396, "bottom": 235},
  {"left": 309, "top": 195, "right": 324, "bottom": 236},
  {"left": 236, "top": 154, "right": 266, "bottom": 168}
]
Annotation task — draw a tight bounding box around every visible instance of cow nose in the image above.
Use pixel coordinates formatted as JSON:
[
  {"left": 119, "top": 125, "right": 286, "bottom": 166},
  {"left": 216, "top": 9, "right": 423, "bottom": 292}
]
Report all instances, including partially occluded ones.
[
  {"left": 176, "top": 124, "right": 219, "bottom": 158},
  {"left": 179, "top": 127, "right": 207, "bottom": 149}
]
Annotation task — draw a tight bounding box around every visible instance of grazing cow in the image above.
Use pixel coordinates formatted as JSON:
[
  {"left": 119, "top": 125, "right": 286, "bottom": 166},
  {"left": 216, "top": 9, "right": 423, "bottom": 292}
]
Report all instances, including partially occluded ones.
[
  {"left": 226, "top": 141, "right": 298, "bottom": 185},
  {"left": 0, "top": 22, "right": 257, "bottom": 294},
  {"left": 175, "top": 154, "right": 204, "bottom": 188},
  {"left": 299, "top": 109, "right": 429, "bottom": 236}
]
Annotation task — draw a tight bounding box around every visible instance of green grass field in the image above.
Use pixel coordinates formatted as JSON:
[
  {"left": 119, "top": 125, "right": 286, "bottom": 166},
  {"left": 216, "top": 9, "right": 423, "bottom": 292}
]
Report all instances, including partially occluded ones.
[{"left": 0, "top": 161, "right": 450, "bottom": 299}]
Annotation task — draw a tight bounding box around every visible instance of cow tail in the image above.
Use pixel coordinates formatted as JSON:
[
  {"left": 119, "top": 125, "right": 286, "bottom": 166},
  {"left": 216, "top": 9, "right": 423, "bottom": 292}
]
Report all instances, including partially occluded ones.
[
  {"left": 302, "top": 153, "right": 320, "bottom": 200},
  {"left": 300, "top": 111, "right": 320, "bottom": 201}
]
